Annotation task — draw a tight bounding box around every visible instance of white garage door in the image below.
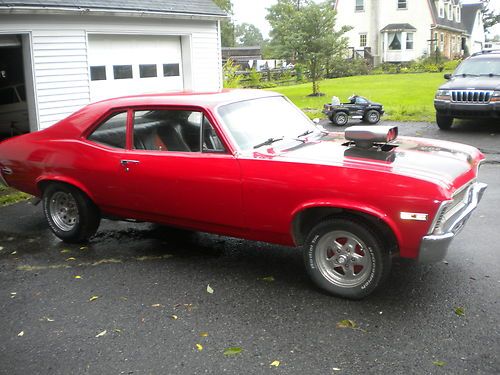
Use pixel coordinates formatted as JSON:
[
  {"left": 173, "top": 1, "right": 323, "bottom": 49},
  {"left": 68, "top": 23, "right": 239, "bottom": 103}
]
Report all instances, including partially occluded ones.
[{"left": 88, "top": 34, "right": 183, "bottom": 102}]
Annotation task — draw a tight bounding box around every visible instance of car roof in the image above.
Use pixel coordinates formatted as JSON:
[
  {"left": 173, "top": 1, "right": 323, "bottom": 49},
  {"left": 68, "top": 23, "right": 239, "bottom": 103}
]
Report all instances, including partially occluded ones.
[{"left": 90, "top": 89, "right": 281, "bottom": 110}]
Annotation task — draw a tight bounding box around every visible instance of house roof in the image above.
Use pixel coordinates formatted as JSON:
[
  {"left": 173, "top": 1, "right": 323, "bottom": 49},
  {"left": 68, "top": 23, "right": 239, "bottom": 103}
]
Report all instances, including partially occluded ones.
[
  {"left": 428, "top": 0, "right": 465, "bottom": 32},
  {"left": 0, "top": 0, "right": 226, "bottom": 18},
  {"left": 461, "top": 3, "right": 483, "bottom": 35},
  {"left": 381, "top": 23, "right": 417, "bottom": 32}
]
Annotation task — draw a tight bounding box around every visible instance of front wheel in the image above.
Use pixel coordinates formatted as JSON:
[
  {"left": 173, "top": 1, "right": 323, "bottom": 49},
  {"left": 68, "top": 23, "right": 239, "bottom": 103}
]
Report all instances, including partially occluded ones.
[
  {"left": 436, "top": 114, "right": 453, "bottom": 130},
  {"left": 303, "top": 218, "right": 391, "bottom": 299},
  {"left": 363, "top": 110, "right": 380, "bottom": 124},
  {"left": 332, "top": 112, "right": 349, "bottom": 126},
  {"left": 43, "top": 183, "right": 101, "bottom": 243}
]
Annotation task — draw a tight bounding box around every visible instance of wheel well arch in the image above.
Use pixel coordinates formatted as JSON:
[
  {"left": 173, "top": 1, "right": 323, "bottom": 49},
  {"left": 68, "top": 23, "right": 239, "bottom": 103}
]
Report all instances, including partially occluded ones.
[
  {"left": 37, "top": 177, "right": 95, "bottom": 203},
  {"left": 291, "top": 206, "right": 399, "bottom": 254}
]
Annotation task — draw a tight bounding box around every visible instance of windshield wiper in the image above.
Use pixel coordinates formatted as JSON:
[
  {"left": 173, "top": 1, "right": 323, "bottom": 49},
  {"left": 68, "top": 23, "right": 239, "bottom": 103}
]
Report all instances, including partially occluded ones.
[
  {"left": 296, "top": 130, "right": 314, "bottom": 138},
  {"left": 253, "top": 136, "right": 285, "bottom": 149}
]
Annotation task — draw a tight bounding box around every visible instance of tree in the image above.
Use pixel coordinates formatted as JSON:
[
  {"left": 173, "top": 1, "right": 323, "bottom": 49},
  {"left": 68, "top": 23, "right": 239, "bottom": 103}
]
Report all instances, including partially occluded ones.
[
  {"left": 481, "top": 0, "right": 500, "bottom": 34},
  {"left": 213, "top": 0, "right": 235, "bottom": 47},
  {"left": 235, "top": 23, "right": 264, "bottom": 47},
  {"left": 266, "top": 0, "right": 350, "bottom": 95}
]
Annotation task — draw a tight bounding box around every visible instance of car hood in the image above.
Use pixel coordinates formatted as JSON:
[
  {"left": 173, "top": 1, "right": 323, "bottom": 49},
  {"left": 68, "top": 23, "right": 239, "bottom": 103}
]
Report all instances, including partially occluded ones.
[
  {"left": 248, "top": 133, "right": 482, "bottom": 191},
  {"left": 439, "top": 76, "right": 500, "bottom": 91}
]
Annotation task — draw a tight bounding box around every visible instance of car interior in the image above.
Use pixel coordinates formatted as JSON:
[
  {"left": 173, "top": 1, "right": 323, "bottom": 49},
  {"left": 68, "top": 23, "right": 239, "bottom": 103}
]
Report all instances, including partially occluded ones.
[{"left": 88, "top": 110, "right": 224, "bottom": 153}]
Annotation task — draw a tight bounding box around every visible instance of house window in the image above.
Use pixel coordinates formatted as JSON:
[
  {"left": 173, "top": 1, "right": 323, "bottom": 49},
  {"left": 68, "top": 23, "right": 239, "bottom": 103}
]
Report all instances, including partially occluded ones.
[
  {"left": 406, "top": 33, "right": 414, "bottom": 50},
  {"left": 90, "top": 66, "right": 106, "bottom": 81},
  {"left": 398, "top": 0, "right": 407, "bottom": 9},
  {"left": 163, "top": 63, "right": 180, "bottom": 77},
  {"left": 438, "top": 1, "right": 444, "bottom": 18},
  {"left": 355, "top": 0, "right": 364, "bottom": 11},
  {"left": 388, "top": 32, "right": 402, "bottom": 50},
  {"left": 139, "top": 64, "right": 157, "bottom": 78},
  {"left": 113, "top": 65, "right": 133, "bottom": 80},
  {"left": 447, "top": 3, "right": 453, "bottom": 21},
  {"left": 359, "top": 33, "right": 367, "bottom": 47},
  {"left": 440, "top": 33, "right": 444, "bottom": 52},
  {"left": 455, "top": 6, "right": 461, "bottom": 22}
]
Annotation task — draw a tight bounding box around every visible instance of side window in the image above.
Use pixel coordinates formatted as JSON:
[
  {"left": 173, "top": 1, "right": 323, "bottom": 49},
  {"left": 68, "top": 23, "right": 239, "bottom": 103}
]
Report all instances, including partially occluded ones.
[
  {"left": 132, "top": 109, "right": 225, "bottom": 153},
  {"left": 202, "top": 117, "right": 225, "bottom": 153},
  {"left": 88, "top": 112, "right": 127, "bottom": 149}
]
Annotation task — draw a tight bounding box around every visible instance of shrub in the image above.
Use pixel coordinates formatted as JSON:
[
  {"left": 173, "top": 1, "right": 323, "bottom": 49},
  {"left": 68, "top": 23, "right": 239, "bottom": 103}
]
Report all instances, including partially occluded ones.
[
  {"left": 328, "top": 58, "right": 370, "bottom": 78},
  {"left": 223, "top": 58, "right": 242, "bottom": 88}
]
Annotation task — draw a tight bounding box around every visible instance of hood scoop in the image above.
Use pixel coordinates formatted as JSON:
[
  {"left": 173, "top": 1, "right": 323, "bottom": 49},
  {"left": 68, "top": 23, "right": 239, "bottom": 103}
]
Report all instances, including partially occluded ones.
[{"left": 344, "top": 125, "right": 398, "bottom": 149}]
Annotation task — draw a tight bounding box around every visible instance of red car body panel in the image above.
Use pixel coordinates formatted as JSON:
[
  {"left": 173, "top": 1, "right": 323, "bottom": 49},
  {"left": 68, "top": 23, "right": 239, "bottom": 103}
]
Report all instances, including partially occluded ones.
[{"left": 0, "top": 90, "right": 485, "bottom": 260}]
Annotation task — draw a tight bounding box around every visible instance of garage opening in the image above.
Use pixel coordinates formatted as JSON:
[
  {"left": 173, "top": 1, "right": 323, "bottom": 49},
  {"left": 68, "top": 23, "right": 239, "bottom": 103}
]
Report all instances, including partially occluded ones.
[{"left": 0, "top": 34, "right": 32, "bottom": 141}]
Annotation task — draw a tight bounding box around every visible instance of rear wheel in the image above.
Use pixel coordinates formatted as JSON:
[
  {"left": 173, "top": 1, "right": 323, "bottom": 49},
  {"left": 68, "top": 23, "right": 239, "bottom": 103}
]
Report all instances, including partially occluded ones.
[
  {"left": 363, "top": 110, "right": 380, "bottom": 124},
  {"left": 436, "top": 114, "right": 453, "bottom": 130},
  {"left": 332, "top": 112, "right": 349, "bottom": 126},
  {"left": 303, "top": 218, "right": 391, "bottom": 299},
  {"left": 43, "top": 183, "right": 101, "bottom": 243}
]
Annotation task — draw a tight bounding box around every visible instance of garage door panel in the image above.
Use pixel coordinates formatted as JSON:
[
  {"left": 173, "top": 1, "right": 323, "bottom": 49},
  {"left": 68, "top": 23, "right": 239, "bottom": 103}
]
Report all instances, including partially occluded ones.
[{"left": 88, "top": 34, "right": 183, "bottom": 101}]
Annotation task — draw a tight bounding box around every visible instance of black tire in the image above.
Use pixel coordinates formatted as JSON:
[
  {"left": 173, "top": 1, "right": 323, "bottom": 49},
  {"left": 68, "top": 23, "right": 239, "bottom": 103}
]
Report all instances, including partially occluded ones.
[
  {"left": 303, "top": 218, "right": 391, "bottom": 299},
  {"left": 436, "top": 114, "right": 453, "bottom": 130},
  {"left": 332, "top": 112, "right": 349, "bottom": 126},
  {"left": 363, "top": 109, "right": 380, "bottom": 124},
  {"left": 42, "top": 183, "right": 101, "bottom": 243}
]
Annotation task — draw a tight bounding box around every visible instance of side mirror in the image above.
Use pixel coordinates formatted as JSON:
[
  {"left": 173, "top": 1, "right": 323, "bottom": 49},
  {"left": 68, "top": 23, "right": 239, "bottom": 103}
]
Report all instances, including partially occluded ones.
[
  {"left": 312, "top": 118, "right": 320, "bottom": 124},
  {"left": 443, "top": 73, "right": 452, "bottom": 80}
]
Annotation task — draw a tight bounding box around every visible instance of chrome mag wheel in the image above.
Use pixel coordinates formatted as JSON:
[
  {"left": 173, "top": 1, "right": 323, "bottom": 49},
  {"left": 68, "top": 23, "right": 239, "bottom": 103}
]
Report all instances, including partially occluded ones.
[{"left": 49, "top": 191, "right": 79, "bottom": 231}]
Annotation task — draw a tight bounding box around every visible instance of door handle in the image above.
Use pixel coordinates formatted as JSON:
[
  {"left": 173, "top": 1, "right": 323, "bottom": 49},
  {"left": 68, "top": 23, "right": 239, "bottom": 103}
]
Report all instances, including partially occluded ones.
[{"left": 120, "top": 159, "right": 140, "bottom": 172}]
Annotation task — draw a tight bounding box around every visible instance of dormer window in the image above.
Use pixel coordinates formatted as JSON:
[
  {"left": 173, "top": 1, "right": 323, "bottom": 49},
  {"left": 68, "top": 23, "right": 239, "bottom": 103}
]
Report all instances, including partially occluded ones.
[
  {"left": 455, "top": 5, "right": 461, "bottom": 22},
  {"left": 438, "top": 1, "right": 445, "bottom": 18},
  {"left": 398, "top": 0, "right": 407, "bottom": 9},
  {"left": 355, "top": 0, "right": 364, "bottom": 11},
  {"left": 446, "top": 3, "right": 453, "bottom": 21}
]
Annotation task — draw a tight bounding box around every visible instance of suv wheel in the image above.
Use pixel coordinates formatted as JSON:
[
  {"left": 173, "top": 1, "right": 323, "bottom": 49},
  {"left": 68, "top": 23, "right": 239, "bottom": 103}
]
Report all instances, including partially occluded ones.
[{"left": 436, "top": 114, "right": 453, "bottom": 130}]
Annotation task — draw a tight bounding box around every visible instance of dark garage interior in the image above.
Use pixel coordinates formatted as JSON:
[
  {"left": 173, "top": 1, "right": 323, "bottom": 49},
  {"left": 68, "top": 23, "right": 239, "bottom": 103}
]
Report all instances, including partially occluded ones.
[{"left": 0, "top": 34, "right": 29, "bottom": 140}]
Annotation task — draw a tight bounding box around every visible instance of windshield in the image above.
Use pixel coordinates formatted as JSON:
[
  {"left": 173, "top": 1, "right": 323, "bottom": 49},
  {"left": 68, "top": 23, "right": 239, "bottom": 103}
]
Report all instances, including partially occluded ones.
[
  {"left": 454, "top": 57, "right": 500, "bottom": 76},
  {"left": 217, "top": 96, "right": 317, "bottom": 151}
]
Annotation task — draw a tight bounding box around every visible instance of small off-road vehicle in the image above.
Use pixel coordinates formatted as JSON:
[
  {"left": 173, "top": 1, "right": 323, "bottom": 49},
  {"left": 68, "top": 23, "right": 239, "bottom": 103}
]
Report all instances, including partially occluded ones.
[{"left": 323, "top": 95, "right": 384, "bottom": 126}]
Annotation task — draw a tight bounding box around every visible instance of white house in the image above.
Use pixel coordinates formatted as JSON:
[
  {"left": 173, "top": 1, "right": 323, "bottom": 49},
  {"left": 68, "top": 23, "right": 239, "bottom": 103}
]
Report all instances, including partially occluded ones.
[
  {"left": 462, "top": 3, "right": 486, "bottom": 54},
  {"left": 0, "top": 0, "right": 226, "bottom": 134},
  {"left": 334, "top": 0, "right": 484, "bottom": 65}
]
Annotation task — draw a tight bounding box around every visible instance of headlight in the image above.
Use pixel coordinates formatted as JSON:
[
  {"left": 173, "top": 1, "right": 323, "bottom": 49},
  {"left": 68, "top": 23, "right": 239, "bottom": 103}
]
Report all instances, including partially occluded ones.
[
  {"left": 435, "top": 90, "right": 451, "bottom": 100},
  {"left": 491, "top": 91, "right": 500, "bottom": 102}
]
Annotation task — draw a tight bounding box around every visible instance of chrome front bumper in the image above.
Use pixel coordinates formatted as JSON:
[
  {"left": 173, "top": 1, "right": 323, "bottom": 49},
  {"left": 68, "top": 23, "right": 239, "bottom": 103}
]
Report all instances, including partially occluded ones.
[{"left": 418, "top": 182, "right": 488, "bottom": 264}]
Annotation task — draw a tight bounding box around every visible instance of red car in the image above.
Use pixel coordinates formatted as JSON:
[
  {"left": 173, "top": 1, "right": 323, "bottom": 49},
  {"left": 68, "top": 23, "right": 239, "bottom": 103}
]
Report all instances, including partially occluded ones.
[{"left": 0, "top": 90, "right": 487, "bottom": 299}]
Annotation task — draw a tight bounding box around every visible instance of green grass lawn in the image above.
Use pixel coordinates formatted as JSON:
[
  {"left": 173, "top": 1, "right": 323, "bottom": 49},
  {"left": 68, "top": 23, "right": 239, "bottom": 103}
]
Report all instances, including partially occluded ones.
[
  {"left": 0, "top": 185, "right": 31, "bottom": 207},
  {"left": 270, "top": 72, "right": 447, "bottom": 122}
]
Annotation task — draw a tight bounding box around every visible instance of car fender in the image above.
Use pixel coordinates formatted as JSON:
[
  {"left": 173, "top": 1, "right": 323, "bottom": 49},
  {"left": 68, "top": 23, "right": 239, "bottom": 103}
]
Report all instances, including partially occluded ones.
[
  {"left": 290, "top": 199, "right": 402, "bottom": 246},
  {"left": 36, "top": 175, "right": 96, "bottom": 202}
]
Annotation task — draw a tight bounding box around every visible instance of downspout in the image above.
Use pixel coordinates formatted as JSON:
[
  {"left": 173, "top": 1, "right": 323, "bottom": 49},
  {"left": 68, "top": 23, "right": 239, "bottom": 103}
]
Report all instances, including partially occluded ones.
[{"left": 370, "top": 0, "right": 380, "bottom": 64}]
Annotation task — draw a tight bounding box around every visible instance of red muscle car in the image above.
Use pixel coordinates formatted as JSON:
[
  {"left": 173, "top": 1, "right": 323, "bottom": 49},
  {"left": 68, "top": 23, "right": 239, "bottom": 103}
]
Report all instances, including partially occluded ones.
[{"left": 0, "top": 90, "right": 487, "bottom": 299}]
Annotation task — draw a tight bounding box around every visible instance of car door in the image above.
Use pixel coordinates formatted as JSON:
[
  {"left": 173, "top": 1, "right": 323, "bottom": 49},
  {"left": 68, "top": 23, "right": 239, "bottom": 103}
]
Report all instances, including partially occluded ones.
[{"left": 119, "top": 108, "right": 243, "bottom": 232}]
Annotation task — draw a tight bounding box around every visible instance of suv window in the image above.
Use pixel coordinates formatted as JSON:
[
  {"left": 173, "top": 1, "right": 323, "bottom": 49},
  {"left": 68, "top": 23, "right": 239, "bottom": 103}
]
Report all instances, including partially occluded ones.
[
  {"left": 454, "top": 57, "right": 500, "bottom": 76},
  {"left": 88, "top": 112, "right": 128, "bottom": 149}
]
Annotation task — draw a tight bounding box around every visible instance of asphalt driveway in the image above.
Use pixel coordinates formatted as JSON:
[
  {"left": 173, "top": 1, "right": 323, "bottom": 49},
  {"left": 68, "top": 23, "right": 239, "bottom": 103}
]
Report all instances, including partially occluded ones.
[{"left": 0, "top": 120, "right": 499, "bottom": 375}]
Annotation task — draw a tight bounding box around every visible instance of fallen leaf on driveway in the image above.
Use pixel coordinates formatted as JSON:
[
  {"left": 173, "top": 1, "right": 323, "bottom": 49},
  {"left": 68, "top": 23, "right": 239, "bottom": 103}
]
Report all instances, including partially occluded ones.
[
  {"left": 196, "top": 344, "right": 203, "bottom": 351},
  {"left": 66, "top": 257, "right": 76, "bottom": 261},
  {"left": 259, "top": 276, "right": 275, "bottom": 282},
  {"left": 89, "top": 295, "right": 99, "bottom": 302},
  {"left": 171, "top": 315, "right": 178, "bottom": 320},
  {"left": 10, "top": 292, "right": 16, "bottom": 298},
  {"left": 332, "top": 368, "right": 341, "bottom": 371},
  {"left": 60, "top": 249, "right": 71, "bottom": 254},
  {"left": 41, "top": 316, "right": 55, "bottom": 322},
  {"left": 74, "top": 275, "right": 82, "bottom": 279},
  {"left": 270, "top": 360, "right": 280, "bottom": 367},
  {"left": 80, "top": 246, "right": 87, "bottom": 250},
  {"left": 95, "top": 330, "right": 107, "bottom": 338},
  {"left": 17, "top": 331, "right": 24, "bottom": 337},
  {"left": 454, "top": 307, "right": 465, "bottom": 316},
  {"left": 11, "top": 251, "right": 17, "bottom": 255},
  {"left": 336, "top": 319, "right": 357, "bottom": 329},
  {"left": 223, "top": 347, "right": 242, "bottom": 356},
  {"left": 207, "top": 284, "right": 214, "bottom": 294},
  {"left": 151, "top": 304, "right": 162, "bottom": 307},
  {"left": 200, "top": 332, "right": 208, "bottom": 337},
  {"left": 0, "top": 246, "right": 4, "bottom": 251},
  {"left": 433, "top": 360, "right": 446, "bottom": 367}
]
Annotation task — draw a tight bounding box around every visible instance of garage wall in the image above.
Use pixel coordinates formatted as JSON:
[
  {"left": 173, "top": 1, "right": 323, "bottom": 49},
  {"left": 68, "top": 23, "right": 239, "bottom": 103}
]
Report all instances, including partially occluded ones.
[{"left": 0, "top": 14, "right": 222, "bottom": 130}]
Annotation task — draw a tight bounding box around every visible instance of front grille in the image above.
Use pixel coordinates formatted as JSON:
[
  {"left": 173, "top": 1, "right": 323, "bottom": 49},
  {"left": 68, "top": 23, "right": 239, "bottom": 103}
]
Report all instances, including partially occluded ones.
[{"left": 451, "top": 90, "right": 493, "bottom": 103}]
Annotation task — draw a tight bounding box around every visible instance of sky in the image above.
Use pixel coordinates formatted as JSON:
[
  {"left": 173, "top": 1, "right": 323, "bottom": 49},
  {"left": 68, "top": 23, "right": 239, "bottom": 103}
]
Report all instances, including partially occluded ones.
[{"left": 231, "top": 0, "right": 500, "bottom": 39}]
